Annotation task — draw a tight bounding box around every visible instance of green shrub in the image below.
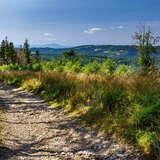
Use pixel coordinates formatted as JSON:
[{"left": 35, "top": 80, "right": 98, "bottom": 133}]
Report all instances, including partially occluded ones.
[
  {"left": 100, "top": 59, "right": 117, "bottom": 75},
  {"left": 136, "top": 131, "right": 160, "bottom": 157},
  {"left": 31, "top": 63, "right": 42, "bottom": 71},
  {"left": 0, "top": 65, "right": 12, "bottom": 71},
  {"left": 83, "top": 61, "right": 101, "bottom": 73},
  {"left": 115, "top": 64, "right": 133, "bottom": 75},
  {"left": 101, "top": 86, "right": 126, "bottom": 112},
  {"left": 40, "top": 89, "right": 61, "bottom": 101}
]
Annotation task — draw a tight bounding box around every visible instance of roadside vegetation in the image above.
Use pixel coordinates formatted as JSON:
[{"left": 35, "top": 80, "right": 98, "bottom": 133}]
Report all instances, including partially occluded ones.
[{"left": 0, "top": 25, "right": 160, "bottom": 159}]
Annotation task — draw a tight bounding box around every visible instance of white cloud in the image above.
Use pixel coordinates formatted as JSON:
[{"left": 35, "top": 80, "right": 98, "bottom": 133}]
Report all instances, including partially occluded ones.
[
  {"left": 43, "top": 32, "right": 56, "bottom": 41},
  {"left": 43, "top": 33, "right": 53, "bottom": 37},
  {"left": 84, "top": 27, "right": 102, "bottom": 34}
]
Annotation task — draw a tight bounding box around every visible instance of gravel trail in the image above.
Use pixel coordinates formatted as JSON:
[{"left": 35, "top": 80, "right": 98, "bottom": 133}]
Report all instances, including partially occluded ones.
[{"left": 0, "top": 83, "right": 140, "bottom": 160}]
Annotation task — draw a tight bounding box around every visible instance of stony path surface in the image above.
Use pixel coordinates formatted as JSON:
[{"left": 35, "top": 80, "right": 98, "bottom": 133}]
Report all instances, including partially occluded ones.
[{"left": 0, "top": 83, "right": 141, "bottom": 160}]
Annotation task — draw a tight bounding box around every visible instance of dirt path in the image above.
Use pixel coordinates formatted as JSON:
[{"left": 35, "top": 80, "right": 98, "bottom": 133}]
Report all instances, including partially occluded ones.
[{"left": 0, "top": 83, "right": 140, "bottom": 160}]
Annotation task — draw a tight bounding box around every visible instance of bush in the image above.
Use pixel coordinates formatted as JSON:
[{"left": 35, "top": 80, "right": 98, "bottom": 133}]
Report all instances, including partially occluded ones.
[
  {"left": 83, "top": 61, "right": 101, "bottom": 73},
  {"left": 31, "top": 63, "right": 42, "bottom": 71},
  {"left": 101, "top": 86, "right": 126, "bottom": 112},
  {"left": 136, "top": 131, "right": 160, "bottom": 157},
  {"left": 0, "top": 65, "right": 12, "bottom": 71},
  {"left": 130, "top": 103, "right": 160, "bottom": 129},
  {"left": 100, "top": 59, "right": 117, "bottom": 75},
  {"left": 115, "top": 64, "right": 133, "bottom": 75}
]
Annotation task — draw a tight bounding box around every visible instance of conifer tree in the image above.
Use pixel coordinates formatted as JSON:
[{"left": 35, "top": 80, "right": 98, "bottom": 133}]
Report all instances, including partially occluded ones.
[
  {"left": 0, "top": 37, "right": 17, "bottom": 64},
  {"left": 9, "top": 42, "right": 16, "bottom": 64},
  {"left": 0, "top": 40, "right": 6, "bottom": 64},
  {"left": 4, "top": 37, "right": 10, "bottom": 64},
  {"left": 23, "top": 39, "right": 30, "bottom": 64}
]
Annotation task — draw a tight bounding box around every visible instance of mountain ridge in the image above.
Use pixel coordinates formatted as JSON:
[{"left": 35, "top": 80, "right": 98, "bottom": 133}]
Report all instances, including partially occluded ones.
[{"left": 31, "top": 45, "right": 160, "bottom": 59}]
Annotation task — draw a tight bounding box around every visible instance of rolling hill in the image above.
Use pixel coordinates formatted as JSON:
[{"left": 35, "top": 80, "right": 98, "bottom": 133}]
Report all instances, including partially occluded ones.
[{"left": 31, "top": 45, "right": 160, "bottom": 60}]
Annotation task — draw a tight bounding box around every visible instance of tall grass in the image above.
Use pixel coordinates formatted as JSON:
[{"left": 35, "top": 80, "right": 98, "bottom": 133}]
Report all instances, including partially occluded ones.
[
  {"left": 0, "top": 107, "right": 5, "bottom": 147},
  {"left": 0, "top": 70, "right": 160, "bottom": 158}
]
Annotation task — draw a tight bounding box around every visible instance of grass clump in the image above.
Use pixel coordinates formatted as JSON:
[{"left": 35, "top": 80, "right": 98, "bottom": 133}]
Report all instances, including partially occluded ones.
[
  {"left": 21, "top": 78, "right": 42, "bottom": 93},
  {"left": 136, "top": 131, "right": 160, "bottom": 159}
]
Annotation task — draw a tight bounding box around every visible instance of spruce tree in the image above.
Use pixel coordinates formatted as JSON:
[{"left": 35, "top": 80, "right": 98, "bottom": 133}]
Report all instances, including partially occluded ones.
[
  {"left": 9, "top": 42, "right": 16, "bottom": 64},
  {"left": 0, "top": 40, "right": 6, "bottom": 64},
  {"left": 23, "top": 39, "right": 30, "bottom": 64},
  {"left": 4, "top": 37, "right": 10, "bottom": 64},
  {"left": 0, "top": 37, "right": 17, "bottom": 64}
]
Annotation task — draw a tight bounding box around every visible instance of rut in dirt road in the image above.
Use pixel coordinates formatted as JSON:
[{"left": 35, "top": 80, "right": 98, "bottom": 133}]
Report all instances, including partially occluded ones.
[{"left": 0, "top": 83, "right": 140, "bottom": 160}]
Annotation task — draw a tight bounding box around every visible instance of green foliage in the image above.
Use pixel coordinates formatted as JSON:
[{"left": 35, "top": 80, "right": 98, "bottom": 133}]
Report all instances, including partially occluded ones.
[
  {"left": 64, "top": 60, "right": 82, "bottom": 72},
  {"left": 101, "top": 85, "right": 126, "bottom": 112},
  {"left": 0, "top": 37, "right": 17, "bottom": 65},
  {"left": 138, "top": 46, "right": 155, "bottom": 71},
  {"left": 62, "top": 49, "right": 77, "bottom": 60},
  {"left": 115, "top": 64, "right": 133, "bottom": 75},
  {"left": 136, "top": 131, "right": 160, "bottom": 158},
  {"left": 33, "top": 50, "right": 41, "bottom": 63},
  {"left": 0, "top": 55, "right": 134, "bottom": 76},
  {"left": 40, "top": 89, "right": 61, "bottom": 101},
  {"left": 41, "top": 58, "right": 131, "bottom": 75},
  {"left": 83, "top": 61, "right": 101, "bottom": 73},
  {"left": 0, "top": 65, "right": 12, "bottom": 71},
  {"left": 100, "top": 59, "right": 117, "bottom": 74},
  {"left": 133, "top": 25, "right": 158, "bottom": 71},
  {"left": 31, "top": 63, "right": 42, "bottom": 71},
  {"left": 130, "top": 103, "right": 160, "bottom": 130}
]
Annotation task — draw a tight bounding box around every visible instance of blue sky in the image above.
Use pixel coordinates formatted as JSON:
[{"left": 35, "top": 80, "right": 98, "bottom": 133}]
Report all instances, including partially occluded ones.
[{"left": 0, "top": 0, "right": 160, "bottom": 46}]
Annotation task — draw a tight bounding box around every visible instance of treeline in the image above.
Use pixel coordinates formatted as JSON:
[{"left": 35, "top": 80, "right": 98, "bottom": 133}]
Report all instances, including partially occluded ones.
[{"left": 0, "top": 37, "right": 41, "bottom": 65}]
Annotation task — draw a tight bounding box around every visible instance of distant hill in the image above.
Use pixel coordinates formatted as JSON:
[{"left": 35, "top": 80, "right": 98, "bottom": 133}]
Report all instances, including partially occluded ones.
[
  {"left": 31, "top": 43, "right": 68, "bottom": 49},
  {"left": 31, "top": 45, "right": 160, "bottom": 60}
]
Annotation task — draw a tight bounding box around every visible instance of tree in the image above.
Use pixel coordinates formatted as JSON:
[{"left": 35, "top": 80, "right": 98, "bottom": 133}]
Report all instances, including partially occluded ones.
[
  {"left": 23, "top": 39, "right": 30, "bottom": 64},
  {"left": 9, "top": 42, "right": 17, "bottom": 64},
  {"left": 63, "top": 49, "right": 77, "bottom": 60},
  {"left": 4, "top": 37, "right": 10, "bottom": 64},
  {"left": 0, "top": 37, "right": 17, "bottom": 64},
  {"left": 0, "top": 40, "right": 6, "bottom": 64},
  {"left": 133, "top": 25, "right": 159, "bottom": 71},
  {"left": 34, "top": 50, "right": 41, "bottom": 63}
]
